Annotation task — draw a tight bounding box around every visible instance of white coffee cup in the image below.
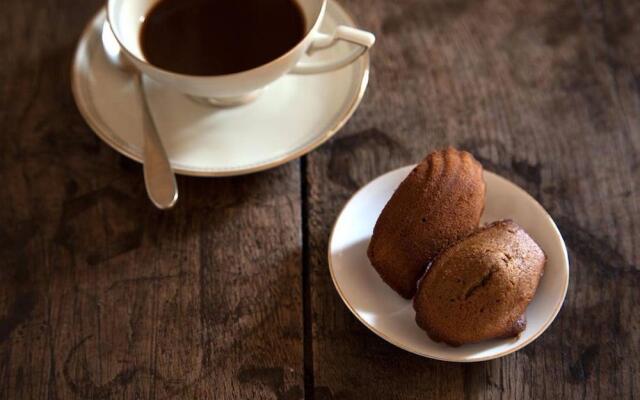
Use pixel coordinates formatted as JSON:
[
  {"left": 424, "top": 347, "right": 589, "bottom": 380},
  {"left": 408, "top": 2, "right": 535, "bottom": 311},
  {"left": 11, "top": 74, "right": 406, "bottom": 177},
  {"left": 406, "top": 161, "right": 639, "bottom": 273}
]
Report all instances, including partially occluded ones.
[{"left": 107, "top": 0, "right": 375, "bottom": 105}]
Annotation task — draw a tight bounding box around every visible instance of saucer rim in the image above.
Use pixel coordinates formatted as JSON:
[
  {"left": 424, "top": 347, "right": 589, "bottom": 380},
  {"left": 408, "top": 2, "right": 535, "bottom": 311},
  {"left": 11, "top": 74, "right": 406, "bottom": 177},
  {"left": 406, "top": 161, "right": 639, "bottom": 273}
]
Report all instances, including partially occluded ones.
[
  {"left": 71, "top": 2, "right": 370, "bottom": 177},
  {"left": 327, "top": 165, "right": 570, "bottom": 362}
]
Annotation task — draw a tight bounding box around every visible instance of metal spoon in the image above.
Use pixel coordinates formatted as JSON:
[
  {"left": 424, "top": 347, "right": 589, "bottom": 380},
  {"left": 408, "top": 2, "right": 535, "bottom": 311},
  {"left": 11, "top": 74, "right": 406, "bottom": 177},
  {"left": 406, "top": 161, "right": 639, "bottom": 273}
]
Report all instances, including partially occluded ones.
[
  {"left": 102, "top": 21, "right": 178, "bottom": 209},
  {"left": 135, "top": 73, "right": 178, "bottom": 209}
]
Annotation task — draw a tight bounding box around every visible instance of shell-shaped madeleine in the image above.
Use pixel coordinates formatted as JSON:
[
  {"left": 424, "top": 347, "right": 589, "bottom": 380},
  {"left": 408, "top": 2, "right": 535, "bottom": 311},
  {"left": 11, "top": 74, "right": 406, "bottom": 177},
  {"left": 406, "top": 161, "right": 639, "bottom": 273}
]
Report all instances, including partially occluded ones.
[
  {"left": 367, "top": 148, "right": 485, "bottom": 298},
  {"left": 413, "top": 220, "right": 546, "bottom": 346}
]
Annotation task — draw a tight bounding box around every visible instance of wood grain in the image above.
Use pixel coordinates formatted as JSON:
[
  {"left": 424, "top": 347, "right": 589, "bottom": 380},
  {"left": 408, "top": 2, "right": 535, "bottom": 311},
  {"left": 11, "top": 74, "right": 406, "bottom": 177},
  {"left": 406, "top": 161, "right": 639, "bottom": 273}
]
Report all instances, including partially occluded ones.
[
  {"left": 0, "top": 0, "right": 304, "bottom": 399},
  {"left": 305, "top": 0, "right": 640, "bottom": 399},
  {"left": 1, "top": 0, "right": 640, "bottom": 398}
]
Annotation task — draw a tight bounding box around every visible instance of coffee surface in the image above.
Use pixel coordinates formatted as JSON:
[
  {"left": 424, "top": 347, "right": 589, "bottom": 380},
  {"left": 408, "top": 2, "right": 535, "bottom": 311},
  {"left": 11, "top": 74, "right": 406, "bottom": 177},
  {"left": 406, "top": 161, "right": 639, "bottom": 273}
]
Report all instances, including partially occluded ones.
[{"left": 140, "top": 0, "right": 306, "bottom": 76}]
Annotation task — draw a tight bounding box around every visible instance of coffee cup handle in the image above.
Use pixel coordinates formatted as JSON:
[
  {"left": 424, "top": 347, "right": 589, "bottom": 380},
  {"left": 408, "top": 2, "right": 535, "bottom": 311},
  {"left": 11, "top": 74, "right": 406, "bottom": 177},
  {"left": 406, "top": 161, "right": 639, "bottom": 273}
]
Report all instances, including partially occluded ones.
[{"left": 290, "top": 26, "right": 375, "bottom": 74}]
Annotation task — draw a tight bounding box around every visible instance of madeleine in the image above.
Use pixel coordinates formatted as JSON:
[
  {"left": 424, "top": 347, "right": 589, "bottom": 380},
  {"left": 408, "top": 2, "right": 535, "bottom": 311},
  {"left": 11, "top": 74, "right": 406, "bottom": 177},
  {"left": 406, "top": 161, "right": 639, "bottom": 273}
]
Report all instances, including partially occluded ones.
[
  {"left": 413, "top": 220, "right": 546, "bottom": 346},
  {"left": 367, "top": 148, "right": 485, "bottom": 298}
]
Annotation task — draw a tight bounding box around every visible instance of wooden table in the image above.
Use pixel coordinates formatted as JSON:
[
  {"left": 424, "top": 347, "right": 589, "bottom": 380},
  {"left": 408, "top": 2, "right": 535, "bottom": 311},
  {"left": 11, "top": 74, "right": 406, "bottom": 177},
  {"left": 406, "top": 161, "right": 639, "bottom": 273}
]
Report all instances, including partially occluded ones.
[{"left": 2, "top": 0, "right": 639, "bottom": 398}]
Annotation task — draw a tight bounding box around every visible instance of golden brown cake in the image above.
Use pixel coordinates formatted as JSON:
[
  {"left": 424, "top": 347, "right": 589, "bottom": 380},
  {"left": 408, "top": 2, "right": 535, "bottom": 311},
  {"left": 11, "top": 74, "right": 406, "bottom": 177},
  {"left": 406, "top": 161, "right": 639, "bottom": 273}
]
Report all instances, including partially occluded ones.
[
  {"left": 367, "top": 148, "right": 485, "bottom": 298},
  {"left": 413, "top": 220, "right": 546, "bottom": 346}
]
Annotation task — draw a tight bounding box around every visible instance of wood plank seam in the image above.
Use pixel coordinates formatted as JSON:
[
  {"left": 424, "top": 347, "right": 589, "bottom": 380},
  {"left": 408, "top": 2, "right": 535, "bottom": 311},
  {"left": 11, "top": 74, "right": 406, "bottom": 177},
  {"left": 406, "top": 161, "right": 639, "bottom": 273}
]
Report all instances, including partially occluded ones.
[{"left": 301, "top": 156, "right": 316, "bottom": 400}]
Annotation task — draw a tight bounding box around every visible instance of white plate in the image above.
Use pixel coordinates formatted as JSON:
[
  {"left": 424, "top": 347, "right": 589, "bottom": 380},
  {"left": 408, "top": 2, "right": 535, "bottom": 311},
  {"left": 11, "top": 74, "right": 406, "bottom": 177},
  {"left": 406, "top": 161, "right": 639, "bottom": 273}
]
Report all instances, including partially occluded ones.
[
  {"left": 328, "top": 165, "right": 569, "bottom": 362},
  {"left": 71, "top": 1, "right": 369, "bottom": 176}
]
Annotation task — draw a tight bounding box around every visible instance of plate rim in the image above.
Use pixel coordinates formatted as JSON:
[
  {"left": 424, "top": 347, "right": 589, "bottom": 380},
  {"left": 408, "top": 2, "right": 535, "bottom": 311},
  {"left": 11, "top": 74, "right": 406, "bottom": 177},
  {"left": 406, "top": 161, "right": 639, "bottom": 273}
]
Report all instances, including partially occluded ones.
[
  {"left": 70, "top": 1, "right": 370, "bottom": 177},
  {"left": 327, "top": 165, "right": 570, "bottom": 362}
]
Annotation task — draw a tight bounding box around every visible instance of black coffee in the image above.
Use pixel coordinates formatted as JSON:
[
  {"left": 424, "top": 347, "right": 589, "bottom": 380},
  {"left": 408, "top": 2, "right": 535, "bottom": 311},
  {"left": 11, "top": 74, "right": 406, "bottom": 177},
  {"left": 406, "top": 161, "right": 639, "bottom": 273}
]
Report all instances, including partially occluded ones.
[{"left": 140, "top": 0, "right": 306, "bottom": 76}]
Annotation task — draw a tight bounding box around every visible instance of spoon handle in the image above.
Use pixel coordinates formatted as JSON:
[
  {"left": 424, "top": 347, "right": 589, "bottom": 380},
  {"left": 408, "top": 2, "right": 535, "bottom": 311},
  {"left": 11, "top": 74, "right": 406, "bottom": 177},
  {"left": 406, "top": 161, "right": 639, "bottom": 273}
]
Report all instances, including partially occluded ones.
[{"left": 137, "top": 74, "right": 178, "bottom": 209}]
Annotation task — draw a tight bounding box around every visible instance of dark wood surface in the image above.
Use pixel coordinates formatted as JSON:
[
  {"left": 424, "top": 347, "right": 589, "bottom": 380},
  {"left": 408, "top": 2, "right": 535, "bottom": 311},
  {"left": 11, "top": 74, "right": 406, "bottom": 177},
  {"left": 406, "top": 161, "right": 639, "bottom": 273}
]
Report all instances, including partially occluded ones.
[{"left": 1, "top": 0, "right": 638, "bottom": 398}]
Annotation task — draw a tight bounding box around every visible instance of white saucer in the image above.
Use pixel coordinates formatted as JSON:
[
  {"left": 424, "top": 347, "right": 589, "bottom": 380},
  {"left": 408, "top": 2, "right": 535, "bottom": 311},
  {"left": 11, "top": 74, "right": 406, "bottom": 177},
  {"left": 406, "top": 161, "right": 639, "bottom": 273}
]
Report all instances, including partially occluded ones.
[
  {"left": 329, "top": 166, "right": 570, "bottom": 362},
  {"left": 71, "top": 1, "right": 369, "bottom": 176}
]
